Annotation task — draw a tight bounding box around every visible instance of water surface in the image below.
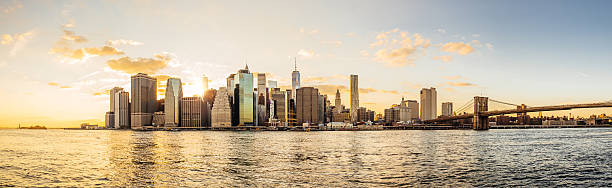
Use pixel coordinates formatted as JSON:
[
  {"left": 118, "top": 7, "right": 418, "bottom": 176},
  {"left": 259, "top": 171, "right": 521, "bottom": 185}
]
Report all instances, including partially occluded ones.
[{"left": 1, "top": 128, "right": 611, "bottom": 187}]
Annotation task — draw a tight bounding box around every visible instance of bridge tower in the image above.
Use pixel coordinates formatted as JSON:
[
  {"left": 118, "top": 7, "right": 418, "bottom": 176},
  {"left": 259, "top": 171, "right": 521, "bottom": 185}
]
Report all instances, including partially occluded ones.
[{"left": 473, "top": 96, "right": 489, "bottom": 130}]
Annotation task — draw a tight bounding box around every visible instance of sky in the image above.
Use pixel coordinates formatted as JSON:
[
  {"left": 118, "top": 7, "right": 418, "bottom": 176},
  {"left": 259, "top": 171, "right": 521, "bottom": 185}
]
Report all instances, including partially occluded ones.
[{"left": 1, "top": 0, "right": 612, "bottom": 128}]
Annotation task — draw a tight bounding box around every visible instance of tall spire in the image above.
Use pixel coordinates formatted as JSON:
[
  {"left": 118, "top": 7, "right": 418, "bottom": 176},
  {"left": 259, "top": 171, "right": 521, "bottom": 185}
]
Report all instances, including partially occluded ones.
[{"left": 294, "top": 57, "right": 297, "bottom": 71}]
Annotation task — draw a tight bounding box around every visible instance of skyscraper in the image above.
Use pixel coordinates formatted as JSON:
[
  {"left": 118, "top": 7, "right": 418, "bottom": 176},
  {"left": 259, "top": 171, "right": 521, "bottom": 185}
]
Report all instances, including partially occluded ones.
[
  {"left": 442, "top": 102, "right": 453, "bottom": 117},
  {"left": 335, "top": 89, "right": 341, "bottom": 113},
  {"left": 257, "top": 73, "right": 267, "bottom": 125},
  {"left": 202, "top": 74, "right": 209, "bottom": 97},
  {"left": 130, "top": 73, "right": 157, "bottom": 129},
  {"left": 267, "top": 80, "right": 277, "bottom": 89},
  {"left": 237, "top": 65, "right": 254, "bottom": 125},
  {"left": 271, "top": 89, "right": 287, "bottom": 123},
  {"left": 212, "top": 87, "right": 232, "bottom": 127},
  {"left": 107, "top": 87, "right": 123, "bottom": 128},
  {"left": 350, "top": 74, "right": 359, "bottom": 123},
  {"left": 181, "top": 96, "right": 205, "bottom": 127},
  {"left": 420, "top": 87, "right": 437, "bottom": 120},
  {"left": 291, "top": 58, "right": 300, "bottom": 99},
  {"left": 165, "top": 78, "right": 183, "bottom": 127},
  {"left": 296, "top": 87, "right": 321, "bottom": 125},
  {"left": 226, "top": 73, "right": 236, "bottom": 97},
  {"left": 114, "top": 90, "right": 130, "bottom": 129}
]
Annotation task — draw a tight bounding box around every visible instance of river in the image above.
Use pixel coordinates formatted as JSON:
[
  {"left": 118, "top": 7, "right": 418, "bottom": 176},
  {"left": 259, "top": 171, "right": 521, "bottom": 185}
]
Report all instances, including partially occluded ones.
[{"left": 1, "top": 128, "right": 611, "bottom": 187}]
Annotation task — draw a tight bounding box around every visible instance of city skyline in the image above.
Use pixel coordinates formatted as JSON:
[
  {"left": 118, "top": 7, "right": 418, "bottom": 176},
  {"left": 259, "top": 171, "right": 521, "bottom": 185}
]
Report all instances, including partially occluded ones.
[{"left": 3, "top": 0, "right": 612, "bottom": 128}]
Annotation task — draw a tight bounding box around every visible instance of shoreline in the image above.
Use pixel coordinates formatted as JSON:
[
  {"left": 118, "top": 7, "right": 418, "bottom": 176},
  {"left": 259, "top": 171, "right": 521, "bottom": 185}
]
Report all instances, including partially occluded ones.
[{"left": 51, "top": 124, "right": 612, "bottom": 131}]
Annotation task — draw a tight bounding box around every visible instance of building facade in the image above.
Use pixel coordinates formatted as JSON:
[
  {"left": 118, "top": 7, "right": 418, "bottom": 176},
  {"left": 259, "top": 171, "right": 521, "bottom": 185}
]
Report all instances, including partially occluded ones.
[
  {"left": 350, "top": 74, "right": 359, "bottom": 123},
  {"left": 420, "top": 87, "right": 437, "bottom": 121},
  {"left": 211, "top": 87, "right": 232, "bottom": 127},
  {"left": 130, "top": 73, "right": 157, "bottom": 129},
  {"left": 291, "top": 59, "right": 300, "bottom": 99},
  {"left": 237, "top": 66, "right": 254, "bottom": 125},
  {"left": 114, "top": 91, "right": 130, "bottom": 129},
  {"left": 442, "top": 102, "right": 453, "bottom": 117},
  {"left": 181, "top": 96, "right": 205, "bottom": 127},
  {"left": 165, "top": 78, "right": 183, "bottom": 127},
  {"left": 296, "top": 87, "right": 321, "bottom": 125}
]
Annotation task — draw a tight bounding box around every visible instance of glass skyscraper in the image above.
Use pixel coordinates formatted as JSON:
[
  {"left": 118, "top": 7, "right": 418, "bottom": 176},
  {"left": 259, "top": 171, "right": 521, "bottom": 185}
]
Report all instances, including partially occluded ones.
[
  {"left": 238, "top": 65, "right": 254, "bottom": 125},
  {"left": 165, "top": 78, "right": 183, "bottom": 127}
]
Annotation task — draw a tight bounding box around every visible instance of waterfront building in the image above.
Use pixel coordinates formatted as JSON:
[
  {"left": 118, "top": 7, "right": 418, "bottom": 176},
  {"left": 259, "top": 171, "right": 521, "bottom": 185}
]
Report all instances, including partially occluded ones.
[
  {"left": 442, "top": 102, "right": 453, "bottom": 117},
  {"left": 130, "top": 73, "right": 157, "bottom": 129},
  {"left": 107, "top": 87, "right": 124, "bottom": 128},
  {"left": 333, "top": 110, "right": 351, "bottom": 122},
  {"left": 152, "top": 111, "right": 165, "bottom": 127},
  {"left": 181, "top": 96, "right": 205, "bottom": 127},
  {"left": 114, "top": 91, "right": 130, "bottom": 129},
  {"left": 420, "top": 87, "right": 437, "bottom": 121},
  {"left": 165, "top": 78, "right": 183, "bottom": 127},
  {"left": 271, "top": 89, "right": 287, "bottom": 123},
  {"left": 398, "top": 98, "right": 419, "bottom": 122},
  {"left": 350, "top": 74, "right": 359, "bottom": 123},
  {"left": 226, "top": 73, "right": 236, "bottom": 97},
  {"left": 105, "top": 112, "right": 114, "bottom": 128},
  {"left": 296, "top": 87, "right": 321, "bottom": 125},
  {"left": 203, "top": 89, "right": 217, "bottom": 127},
  {"left": 257, "top": 73, "right": 267, "bottom": 125},
  {"left": 237, "top": 65, "right": 254, "bottom": 125},
  {"left": 211, "top": 87, "right": 232, "bottom": 127}
]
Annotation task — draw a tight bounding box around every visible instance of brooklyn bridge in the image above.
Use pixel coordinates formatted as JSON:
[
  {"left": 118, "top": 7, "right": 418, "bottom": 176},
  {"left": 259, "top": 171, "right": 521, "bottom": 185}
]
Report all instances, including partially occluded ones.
[{"left": 423, "top": 96, "right": 612, "bottom": 130}]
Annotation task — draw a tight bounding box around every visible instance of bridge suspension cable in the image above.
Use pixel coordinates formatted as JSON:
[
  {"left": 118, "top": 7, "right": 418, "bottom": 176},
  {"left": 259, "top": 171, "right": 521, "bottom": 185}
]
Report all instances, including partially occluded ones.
[
  {"left": 455, "top": 98, "right": 474, "bottom": 115},
  {"left": 488, "top": 98, "right": 527, "bottom": 107}
]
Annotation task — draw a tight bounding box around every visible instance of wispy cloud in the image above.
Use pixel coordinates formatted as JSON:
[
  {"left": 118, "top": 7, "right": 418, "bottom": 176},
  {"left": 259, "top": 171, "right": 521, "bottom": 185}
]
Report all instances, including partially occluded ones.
[
  {"left": 366, "top": 29, "right": 431, "bottom": 67},
  {"left": 440, "top": 42, "right": 474, "bottom": 55},
  {"left": 446, "top": 81, "right": 476, "bottom": 87},
  {"left": 106, "top": 39, "right": 143, "bottom": 46},
  {"left": 2, "top": 0, "right": 23, "bottom": 15},
  {"left": 297, "top": 49, "right": 316, "bottom": 58},
  {"left": 1, "top": 30, "right": 35, "bottom": 56},
  {"left": 321, "top": 40, "right": 343, "bottom": 47},
  {"left": 106, "top": 53, "right": 173, "bottom": 74}
]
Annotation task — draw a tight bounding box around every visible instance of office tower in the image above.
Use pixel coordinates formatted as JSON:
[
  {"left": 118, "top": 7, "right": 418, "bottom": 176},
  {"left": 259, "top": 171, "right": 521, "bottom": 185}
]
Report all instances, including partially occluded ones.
[
  {"left": 202, "top": 74, "right": 209, "bottom": 97},
  {"left": 130, "top": 73, "right": 157, "bottom": 129},
  {"left": 165, "top": 78, "right": 183, "bottom": 127},
  {"left": 291, "top": 58, "right": 300, "bottom": 99},
  {"left": 114, "top": 91, "right": 130, "bottom": 129},
  {"left": 271, "top": 89, "right": 287, "bottom": 123},
  {"left": 237, "top": 65, "right": 254, "bottom": 125},
  {"left": 335, "top": 89, "right": 341, "bottom": 113},
  {"left": 296, "top": 87, "right": 321, "bottom": 125},
  {"left": 384, "top": 107, "right": 400, "bottom": 123},
  {"left": 405, "top": 100, "right": 419, "bottom": 120},
  {"left": 203, "top": 89, "right": 217, "bottom": 127},
  {"left": 420, "top": 87, "right": 437, "bottom": 120},
  {"left": 257, "top": 73, "right": 267, "bottom": 125},
  {"left": 212, "top": 87, "right": 232, "bottom": 127},
  {"left": 227, "top": 73, "right": 236, "bottom": 97},
  {"left": 106, "top": 87, "right": 123, "bottom": 128},
  {"left": 267, "top": 80, "right": 277, "bottom": 89},
  {"left": 181, "top": 96, "right": 205, "bottom": 127},
  {"left": 442, "top": 102, "right": 453, "bottom": 117},
  {"left": 105, "top": 112, "right": 114, "bottom": 128},
  {"left": 350, "top": 74, "right": 359, "bottom": 123}
]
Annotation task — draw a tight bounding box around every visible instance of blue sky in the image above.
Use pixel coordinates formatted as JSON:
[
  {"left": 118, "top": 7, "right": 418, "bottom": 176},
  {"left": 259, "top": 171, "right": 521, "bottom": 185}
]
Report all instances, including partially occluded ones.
[{"left": 1, "top": 0, "right": 612, "bottom": 127}]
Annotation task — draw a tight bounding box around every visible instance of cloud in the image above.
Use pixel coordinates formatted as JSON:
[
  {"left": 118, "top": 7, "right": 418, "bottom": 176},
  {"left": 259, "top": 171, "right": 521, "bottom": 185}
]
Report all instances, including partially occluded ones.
[
  {"left": 48, "top": 82, "right": 72, "bottom": 89},
  {"left": 346, "top": 32, "right": 356, "bottom": 37},
  {"left": 106, "top": 39, "right": 143, "bottom": 46},
  {"left": 321, "top": 40, "right": 343, "bottom": 47},
  {"left": 2, "top": 30, "right": 34, "bottom": 56},
  {"left": 443, "top": 75, "right": 462, "bottom": 80},
  {"left": 2, "top": 0, "right": 23, "bottom": 15},
  {"left": 472, "top": 34, "right": 480, "bottom": 38},
  {"left": 297, "top": 49, "right": 315, "bottom": 58},
  {"left": 433, "top": 55, "right": 453, "bottom": 62},
  {"left": 446, "top": 81, "right": 476, "bottom": 87},
  {"left": 440, "top": 42, "right": 474, "bottom": 55},
  {"left": 436, "top": 28, "right": 446, "bottom": 34},
  {"left": 471, "top": 40, "right": 482, "bottom": 47},
  {"left": 106, "top": 53, "right": 172, "bottom": 74},
  {"left": 366, "top": 29, "right": 431, "bottom": 67},
  {"left": 61, "top": 30, "right": 87, "bottom": 43}
]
